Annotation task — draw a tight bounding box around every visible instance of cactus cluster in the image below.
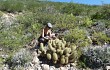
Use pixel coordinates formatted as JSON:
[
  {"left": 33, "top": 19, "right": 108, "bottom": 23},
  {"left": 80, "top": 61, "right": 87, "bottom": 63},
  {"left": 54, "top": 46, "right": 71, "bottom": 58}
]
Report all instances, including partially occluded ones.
[{"left": 39, "top": 38, "right": 78, "bottom": 64}]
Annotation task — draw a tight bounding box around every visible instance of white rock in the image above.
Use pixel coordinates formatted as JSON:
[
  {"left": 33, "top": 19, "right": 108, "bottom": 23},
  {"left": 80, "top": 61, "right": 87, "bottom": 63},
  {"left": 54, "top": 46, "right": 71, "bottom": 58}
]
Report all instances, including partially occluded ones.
[
  {"left": 32, "top": 56, "right": 39, "bottom": 64},
  {"left": 27, "top": 67, "right": 34, "bottom": 70},
  {"left": 71, "top": 63, "right": 76, "bottom": 67},
  {"left": 106, "top": 66, "right": 110, "bottom": 70},
  {"left": 69, "top": 67, "right": 74, "bottom": 70},
  {"left": 32, "top": 51, "right": 38, "bottom": 56},
  {"left": 50, "top": 66, "right": 55, "bottom": 70},
  {"left": 2, "top": 64, "right": 9, "bottom": 70},
  {"left": 41, "top": 64, "right": 49, "bottom": 70},
  {"left": 37, "top": 67, "right": 42, "bottom": 70},
  {"left": 60, "top": 67, "right": 68, "bottom": 70}
]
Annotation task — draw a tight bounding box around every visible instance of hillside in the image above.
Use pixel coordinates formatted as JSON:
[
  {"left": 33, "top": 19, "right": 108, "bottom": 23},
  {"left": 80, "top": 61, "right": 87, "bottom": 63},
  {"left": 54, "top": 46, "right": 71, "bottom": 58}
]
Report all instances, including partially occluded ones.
[{"left": 0, "top": 0, "right": 110, "bottom": 70}]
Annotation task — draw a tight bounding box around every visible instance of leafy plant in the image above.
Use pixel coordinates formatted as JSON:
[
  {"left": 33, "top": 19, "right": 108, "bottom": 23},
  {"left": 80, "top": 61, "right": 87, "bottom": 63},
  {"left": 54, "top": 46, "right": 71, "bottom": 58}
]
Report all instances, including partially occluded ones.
[
  {"left": 91, "top": 32, "right": 109, "bottom": 45},
  {"left": 5, "top": 48, "right": 32, "bottom": 69},
  {"left": 80, "top": 46, "right": 110, "bottom": 69},
  {"left": 64, "top": 28, "right": 92, "bottom": 47}
]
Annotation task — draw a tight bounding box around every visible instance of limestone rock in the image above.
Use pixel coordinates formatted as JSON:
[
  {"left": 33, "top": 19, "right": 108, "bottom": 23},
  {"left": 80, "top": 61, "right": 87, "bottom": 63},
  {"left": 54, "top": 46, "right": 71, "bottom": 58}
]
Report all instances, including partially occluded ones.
[
  {"left": 60, "top": 67, "right": 68, "bottom": 70},
  {"left": 50, "top": 66, "right": 55, "bottom": 70},
  {"left": 106, "top": 66, "right": 110, "bottom": 70},
  {"left": 41, "top": 64, "right": 49, "bottom": 70},
  {"left": 32, "top": 56, "right": 39, "bottom": 65}
]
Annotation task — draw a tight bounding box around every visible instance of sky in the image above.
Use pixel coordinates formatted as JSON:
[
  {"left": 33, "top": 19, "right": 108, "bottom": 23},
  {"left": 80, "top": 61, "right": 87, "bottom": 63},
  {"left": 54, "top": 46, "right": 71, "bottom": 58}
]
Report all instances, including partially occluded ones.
[{"left": 50, "top": 0, "right": 110, "bottom": 5}]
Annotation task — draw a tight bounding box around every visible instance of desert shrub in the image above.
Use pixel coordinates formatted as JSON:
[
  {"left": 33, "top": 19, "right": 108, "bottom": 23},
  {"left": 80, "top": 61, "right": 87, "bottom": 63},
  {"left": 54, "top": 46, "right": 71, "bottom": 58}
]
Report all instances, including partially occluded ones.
[
  {"left": 17, "top": 12, "right": 43, "bottom": 37},
  {"left": 5, "top": 48, "right": 32, "bottom": 69},
  {"left": 75, "top": 16, "right": 93, "bottom": 27},
  {"left": 79, "top": 46, "right": 110, "bottom": 69},
  {"left": 0, "top": 0, "right": 25, "bottom": 13},
  {"left": 0, "top": 24, "right": 30, "bottom": 49},
  {"left": 62, "top": 3, "right": 83, "bottom": 16},
  {"left": 91, "top": 22, "right": 106, "bottom": 32},
  {"left": 91, "top": 32, "right": 109, "bottom": 45},
  {"left": 91, "top": 5, "right": 110, "bottom": 20},
  {"left": 55, "top": 14, "right": 75, "bottom": 29},
  {"left": 106, "top": 29, "right": 110, "bottom": 38},
  {"left": 64, "top": 28, "right": 92, "bottom": 47}
]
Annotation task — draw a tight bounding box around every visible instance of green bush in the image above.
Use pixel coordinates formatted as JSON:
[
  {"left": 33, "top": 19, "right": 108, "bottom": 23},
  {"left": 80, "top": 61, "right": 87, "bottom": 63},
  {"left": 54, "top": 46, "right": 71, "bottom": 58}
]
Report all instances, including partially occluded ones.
[
  {"left": 91, "top": 32, "right": 109, "bottom": 45},
  {"left": 61, "top": 3, "right": 83, "bottom": 16},
  {"left": 77, "top": 16, "right": 93, "bottom": 27},
  {"left": 0, "top": 0, "right": 25, "bottom": 13},
  {"left": 91, "top": 5, "right": 110, "bottom": 20},
  {"left": 64, "top": 28, "right": 92, "bottom": 47},
  {"left": 55, "top": 14, "right": 75, "bottom": 29}
]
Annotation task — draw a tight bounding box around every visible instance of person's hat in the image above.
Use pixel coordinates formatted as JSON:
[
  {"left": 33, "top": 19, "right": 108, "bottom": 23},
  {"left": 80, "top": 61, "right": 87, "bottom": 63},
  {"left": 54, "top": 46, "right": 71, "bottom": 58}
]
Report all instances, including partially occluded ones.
[{"left": 47, "top": 23, "right": 52, "bottom": 28}]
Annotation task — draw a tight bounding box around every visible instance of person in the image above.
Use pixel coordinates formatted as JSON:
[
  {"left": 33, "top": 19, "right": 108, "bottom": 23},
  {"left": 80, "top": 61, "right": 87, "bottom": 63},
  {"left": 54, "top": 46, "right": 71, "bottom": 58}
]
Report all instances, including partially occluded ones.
[{"left": 38, "top": 23, "right": 56, "bottom": 45}]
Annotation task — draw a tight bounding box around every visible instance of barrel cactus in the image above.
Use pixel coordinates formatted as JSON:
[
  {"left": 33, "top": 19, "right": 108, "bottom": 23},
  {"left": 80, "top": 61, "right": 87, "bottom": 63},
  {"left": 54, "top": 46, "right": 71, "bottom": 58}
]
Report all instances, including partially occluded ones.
[{"left": 39, "top": 38, "right": 78, "bottom": 65}]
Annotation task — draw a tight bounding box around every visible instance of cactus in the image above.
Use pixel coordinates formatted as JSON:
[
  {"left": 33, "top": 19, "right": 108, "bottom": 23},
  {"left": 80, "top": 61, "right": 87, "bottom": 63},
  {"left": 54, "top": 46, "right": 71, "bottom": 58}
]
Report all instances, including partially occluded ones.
[
  {"left": 65, "top": 57, "right": 69, "bottom": 64},
  {"left": 57, "top": 45, "right": 61, "bottom": 49},
  {"left": 39, "top": 38, "right": 78, "bottom": 65},
  {"left": 65, "top": 42, "right": 70, "bottom": 47},
  {"left": 55, "top": 38, "right": 59, "bottom": 44},
  {"left": 61, "top": 42, "right": 65, "bottom": 50},
  {"left": 60, "top": 55, "right": 65, "bottom": 64},
  {"left": 63, "top": 48, "right": 70, "bottom": 55},
  {"left": 61, "top": 38, "right": 65, "bottom": 42},
  {"left": 59, "top": 50, "right": 63, "bottom": 55},
  {"left": 56, "top": 49, "right": 60, "bottom": 53},
  {"left": 53, "top": 60, "right": 57, "bottom": 64},
  {"left": 57, "top": 40, "right": 61, "bottom": 47},
  {"left": 65, "top": 53, "right": 70, "bottom": 57},
  {"left": 39, "top": 43, "right": 46, "bottom": 53},
  {"left": 61, "top": 38, "right": 66, "bottom": 45},
  {"left": 69, "top": 51, "right": 77, "bottom": 62},
  {"left": 71, "top": 44, "right": 77, "bottom": 50},
  {"left": 48, "top": 43, "right": 56, "bottom": 52},
  {"left": 63, "top": 41, "right": 66, "bottom": 46},
  {"left": 48, "top": 40, "right": 52, "bottom": 44},
  {"left": 52, "top": 40, "right": 57, "bottom": 48},
  {"left": 47, "top": 53, "right": 51, "bottom": 60},
  {"left": 52, "top": 53, "right": 58, "bottom": 61}
]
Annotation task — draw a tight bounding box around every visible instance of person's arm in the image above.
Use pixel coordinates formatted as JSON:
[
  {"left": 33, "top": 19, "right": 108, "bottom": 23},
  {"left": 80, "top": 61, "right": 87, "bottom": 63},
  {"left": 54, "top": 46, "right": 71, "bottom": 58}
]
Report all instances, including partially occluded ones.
[{"left": 41, "top": 29, "right": 44, "bottom": 37}]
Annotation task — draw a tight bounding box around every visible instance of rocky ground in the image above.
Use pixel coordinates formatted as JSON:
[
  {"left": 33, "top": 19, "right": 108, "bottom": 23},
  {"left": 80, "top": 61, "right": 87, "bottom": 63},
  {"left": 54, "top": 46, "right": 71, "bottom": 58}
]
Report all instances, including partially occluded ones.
[{"left": 0, "top": 48, "right": 78, "bottom": 70}]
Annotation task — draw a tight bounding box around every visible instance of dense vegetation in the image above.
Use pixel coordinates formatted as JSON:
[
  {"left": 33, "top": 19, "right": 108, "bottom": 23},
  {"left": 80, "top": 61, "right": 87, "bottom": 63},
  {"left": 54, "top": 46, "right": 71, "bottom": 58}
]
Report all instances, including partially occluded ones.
[{"left": 0, "top": 0, "right": 110, "bottom": 69}]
